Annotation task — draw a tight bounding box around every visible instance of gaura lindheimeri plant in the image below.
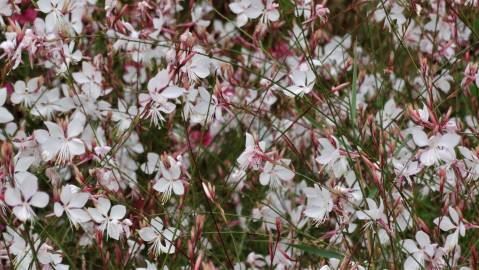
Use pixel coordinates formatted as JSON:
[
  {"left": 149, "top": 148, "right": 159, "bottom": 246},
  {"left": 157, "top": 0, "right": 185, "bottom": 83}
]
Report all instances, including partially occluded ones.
[{"left": 1, "top": 0, "right": 479, "bottom": 269}]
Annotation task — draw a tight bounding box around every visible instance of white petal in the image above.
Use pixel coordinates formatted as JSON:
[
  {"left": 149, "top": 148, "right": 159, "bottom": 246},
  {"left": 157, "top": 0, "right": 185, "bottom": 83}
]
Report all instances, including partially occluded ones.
[
  {"left": 172, "top": 181, "right": 184, "bottom": 195},
  {"left": 54, "top": 203, "right": 64, "bottom": 217},
  {"left": 275, "top": 165, "right": 294, "bottom": 181},
  {"left": 15, "top": 156, "right": 35, "bottom": 173},
  {"left": 401, "top": 239, "right": 419, "bottom": 253},
  {"left": 72, "top": 72, "right": 89, "bottom": 84},
  {"left": 107, "top": 223, "right": 121, "bottom": 240},
  {"left": 87, "top": 208, "right": 105, "bottom": 223},
  {"left": 160, "top": 86, "right": 184, "bottom": 99},
  {"left": 458, "top": 146, "right": 475, "bottom": 160},
  {"left": 153, "top": 178, "right": 169, "bottom": 192},
  {"left": 438, "top": 133, "right": 460, "bottom": 148},
  {"left": 245, "top": 133, "right": 254, "bottom": 147},
  {"left": 449, "top": 207, "right": 460, "bottom": 224},
  {"left": 434, "top": 216, "right": 455, "bottom": 232},
  {"left": 69, "top": 208, "right": 91, "bottom": 224},
  {"left": 150, "top": 217, "right": 164, "bottom": 231},
  {"left": 37, "top": 0, "right": 53, "bottom": 13},
  {"left": 96, "top": 197, "right": 111, "bottom": 216},
  {"left": 268, "top": 10, "right": 280, "bottom": 21},
  {"left": 110, "top": 205, "right": 126, "bottom": 220},
  {"left": 0, "top": 88, "right": 7, "bottom": 106},
  {"left": 404, "top": 255, "right": 421, "bottom": 270},
  {"left": 30, "top": 192, "right": 49, "bottom": 208},
  {"left": 139, "top": 227, "right": 157, "bottom": 242},
  {"left": 34, "top": 129, "right": 50, "bottom": 144},
  {"left": 420, "top": 150, "right": 436, "bottom": 166},
  {"left": 259, "top": 172, "right": 270, "bottom": 186},
  {"left": 148, "top": 70, "right": 169, "bottom": 92},
  {"left": 365, "top": 198, "right": 378, "bottom": 210},
  {"left": 67, "top": 116, "right": 85, "bottom": 137},
  {"left": 236, "top": 14, "right": 248, "bottom": 27},
  {"left": 245, "top": 6, "right": 263, "bottom": 18},
  {"left": 68, "top": 139, "right": 85, "bottom": 156},
  {"left": 19, "top": 177, "right": 38, "bottom": 200},
  {"left": 69, "top": 192, "right": 90, "bottom": 208},
  {"left": 42, "top": 138, "right": 63, "bottom": 159},
  {"left": 45, "top": 121, "right": 65, "bottom": 138},
  {"left": 141, "top": 152, "right": 159, "bottom": 174},
  {"left": 356, "top": 211, "right": 369, "bottom": 220},
  {"left": 45, "top": 12, "right": 57, "bottom": 33},
  {"left": 411, "top": 128, "right": 429, "bottom": 147},
  {"left": 415, "top": 231, "right": 430, "bottom": 246},
  {"left": 60, "top": 186, "right": 73, "bottom": 204},
  {"left": 5, "top": 187, "right": 22, "bottom": 206},
  {"left": 229, "top": 2, "right": 244, "bottom": 14},
  {"left": 0, "top": 107, "right": 14, "bottom": 124},
  {"left": 13, "top": 206, "right": 32, "bottom": 221},
  {"left": 444, "top": 231, "right": 459, "bottom": 251}
]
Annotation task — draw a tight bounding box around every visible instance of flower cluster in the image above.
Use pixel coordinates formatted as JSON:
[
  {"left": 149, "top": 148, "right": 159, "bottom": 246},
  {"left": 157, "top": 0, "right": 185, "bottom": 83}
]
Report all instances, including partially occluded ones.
[{"left": 0, "top": 0, "right": 479, "bottom": 269}]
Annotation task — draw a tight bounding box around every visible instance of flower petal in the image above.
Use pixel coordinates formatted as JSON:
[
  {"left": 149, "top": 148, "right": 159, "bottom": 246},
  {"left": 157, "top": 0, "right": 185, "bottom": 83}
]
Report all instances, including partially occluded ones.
[
  {"left": 30, "top": 192, "right": 49, "bottom": 208},
  {"left": 139, "top": 227, "right": 156, "bottom": 242},
  {"left": 110, "top": 205, "right": 126, "bottom": 220},
  {"left": 5, "top": 187, "right": 22, "bottom": 206}
]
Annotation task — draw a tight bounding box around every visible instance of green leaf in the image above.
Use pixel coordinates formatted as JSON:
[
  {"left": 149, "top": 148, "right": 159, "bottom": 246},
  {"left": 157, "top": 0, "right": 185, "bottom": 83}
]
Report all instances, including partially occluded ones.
[
  {"left": 278, "top": 0, "right": 294, "bottom": 12},
  {"left": 289, "top": 243, "right": 344, "bottom": 260}
]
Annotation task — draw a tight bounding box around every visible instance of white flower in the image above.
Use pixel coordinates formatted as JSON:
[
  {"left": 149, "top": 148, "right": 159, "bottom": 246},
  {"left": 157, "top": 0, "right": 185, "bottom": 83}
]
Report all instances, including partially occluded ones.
[
  {"left": 376, "top": 99, "right": 402, "bottom": 128},
  {"left": 5, "top": 177, "right": 49, "bottom": 221},
  {"left": 111, "top": 99, "right": 138, "bottom": 132},
  {"left": 87, "top": 198, "right": 129, "bottom": 240},
  {"left": 259, "top": 160, "right": 294, "bottom": 188},
  {"left": 11, "top": 77, "right": 41, "bottom": 107},
  {"left": 5, "top": 228, "right": 37, "bottom": 269},
  {"left": 138, "top": 217, "right": 179, "bottom": 256},
  {"left": 0, "top": 0, "right": 12, "bottom": 20},
  {"left": 37, "top": 0, "right": 72, "bottom": 33},
  {"left": 4, "top": 227, "right": 68, "bottom": 269},
  {"left": 374, "top": 2, "right": 406, "bottom": 30},
  {"left": 433, "top": 207, "right": 466, "bottom": 251},
  {"left": 0, "top": 88, "right": 13, "bottom": 124},
  {"left": 434, "top": 71, "right": 453, "bottom": 94},
  {"left": 236, "top": 133, "right": 266, "bottom": 170},
  {"left": 285, "top": 67, "right": 316, "bottom": 97},
  {"left": 294, "top": 0, "right": 313, "bottom": 19},
  {"left": 392, "top": 158, "right": 420, "bottom": 183},
  {"left": 229, "top": 0, "right": 264, "bottom": 27},
  {"left": 458, "top": 146, "right": 479, "bottom": 179},
  {"left": 12, "top": 155, "right": 37, "bottom": 184},
  {"left": 72, "top": 61, "right": 103, "bottom": 97},
  {"left": 58, "top": 41, "right": 83, "bottom": 73},
  {"left": 54, "top": 185, "right": 91, "bottom": 227},
  {"left": 356, "top": 198, "right": 387, "bottom": 227},
  {"left": 139, "top": 69, "right": 184, "bottom": 127},
  {"left": 315, "top": 137, "right": 348, "bottom": 178},
  {"left": 35, "top": 113, "right": 86, "bottom": 163},
  {"left": 411, "top": 129, "right": 460, "bottom": 166},
  {"left": 184, "top": 48, "right": 211, "bottom": 79},
  {"left": 261, "top": 0, "right": 279, "bottom": 23},
  {"left": 153, "top": 155, "right": 184, "bottom": 202},
  {"left": 187, "top": 87, "right": 222, "bottom": 125},
  {"left": 400, "top": 231, "right": 437, "bottom": 270},
  {"left": 147, "top": 70, "right": 185, "bottom": 102},
  {"left": 303, "top": 184, "right": 333, "bottom": 224},
  {"left": 141, "top": 152, "right": 160, "bottom": 175},
  {"left": 32, "top": 88, "right": 75, "bottom": 118}
]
